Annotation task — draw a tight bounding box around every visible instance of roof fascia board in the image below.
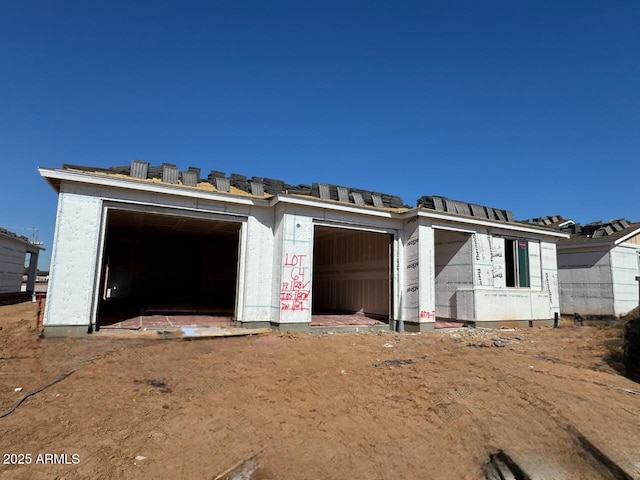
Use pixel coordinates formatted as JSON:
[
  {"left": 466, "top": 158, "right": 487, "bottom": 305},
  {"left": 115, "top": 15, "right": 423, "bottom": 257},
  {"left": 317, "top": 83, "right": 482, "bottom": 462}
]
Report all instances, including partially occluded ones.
[
  {"left": 0, "top": 230, "right": 43, "bottom": 251},
  {"left": 0, "top": 230, "right": 30, "bottom": 247},
  {"left": 614, "top": 227, "right": 640, "bottom": 245},
  {"left": 409, "top": 209, "right": 569, "bottom": 239},
  {"left": 270, "top": 194, "right": 398, "bottom": 219},
  {"left": 430, "top": 224, "right": 477, "bottom": 234},
  {"left": 38, "top": 167, "right": 269, "bottom": 207},
  {"left": 103, "top": 199, "right": 248, "bottom": 223},
  {"left": 312, "top": 219, "right": 397, "bottom": 235}
]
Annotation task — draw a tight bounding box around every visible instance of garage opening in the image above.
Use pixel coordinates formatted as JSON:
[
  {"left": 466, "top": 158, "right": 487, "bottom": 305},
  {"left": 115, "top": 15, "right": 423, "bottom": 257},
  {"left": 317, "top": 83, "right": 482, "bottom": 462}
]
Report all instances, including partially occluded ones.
[
  {"left": 312, "top": 226, "right": 392, "bottom": 327},
  {"left": 96, "top": 209, "right": 241, "bottom": 330},
  {"left": 434, "top": 229, "right": 473, "bottom": 326}
]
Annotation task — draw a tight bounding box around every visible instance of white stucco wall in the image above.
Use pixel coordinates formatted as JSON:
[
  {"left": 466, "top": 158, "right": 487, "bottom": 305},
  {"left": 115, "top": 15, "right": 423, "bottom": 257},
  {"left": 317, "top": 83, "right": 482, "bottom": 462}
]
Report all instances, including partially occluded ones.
[
  {"left": 44, "top": 186, "right": 103, "bottom": 326},
  {"left": 557, "top": 247, "right": 614, "bottom": 316},
  {"left": 273, "top": 202, "right": 402, "bottom": 326},
  {"left": 457, "top": 289, "right": 551, "bottom": 321},
  {"left": 44, "top": 180, "right": 275, "bottom": 328},
  {"left": 238, "top": 206, "right": 276, "bottom": 324},
  {"left": 540, "top": 241, "right": 560, "bottom": 315},
  {"left": 0, "top": 235, "right": 28, "bottom": 294},
  {"left": 611, "top": 244, "right": 640, "bottom": 316},
  {"left": 277, "top": 208, "right": 314, "bottom": 325}
]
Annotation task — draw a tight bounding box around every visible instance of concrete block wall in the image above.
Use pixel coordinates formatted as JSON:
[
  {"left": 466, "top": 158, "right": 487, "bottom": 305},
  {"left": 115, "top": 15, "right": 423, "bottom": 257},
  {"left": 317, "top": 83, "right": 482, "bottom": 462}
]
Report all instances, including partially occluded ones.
[
  {"left": 611, "top": 245, "right": 640, "bottom": 316},
  {"left": 0, "top": 236, "right": 28, "bottom": 294},
  {"left": 557, "top": 248, "right": 614, "bottom": 316}
]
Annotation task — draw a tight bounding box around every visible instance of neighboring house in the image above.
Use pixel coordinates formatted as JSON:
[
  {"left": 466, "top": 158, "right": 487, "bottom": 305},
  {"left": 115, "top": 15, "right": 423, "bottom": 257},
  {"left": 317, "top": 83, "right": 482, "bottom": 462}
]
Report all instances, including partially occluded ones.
[
  {"left": 39, "top": 161, "right": 567, "bottom": 336},
  {"left": 0, "top": 227, "right": 42, "bottom": 297},
  {"left": 533, "top": 216, "right": 640, "bottom": 318}
]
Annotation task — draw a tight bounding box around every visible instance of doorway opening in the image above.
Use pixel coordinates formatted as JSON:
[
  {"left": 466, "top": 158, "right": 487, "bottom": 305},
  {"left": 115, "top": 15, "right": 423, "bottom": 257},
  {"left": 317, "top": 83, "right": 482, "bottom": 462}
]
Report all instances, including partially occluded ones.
[
  {"left": 96, "top": 209, "right": 241, "bottom": 330},
  {"left": 312, "top": 226, "right": 392, "bottom": 327}
]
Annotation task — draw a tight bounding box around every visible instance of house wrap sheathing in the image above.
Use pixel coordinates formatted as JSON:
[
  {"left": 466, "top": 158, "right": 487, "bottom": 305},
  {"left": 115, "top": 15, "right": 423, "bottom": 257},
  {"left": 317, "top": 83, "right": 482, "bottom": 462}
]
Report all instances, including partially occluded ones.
[
  {"left": 39, "top": 162, "right": 567, "bottom": 336},
  {"left": 0, "top": 227, "right": 42, "bottom": 297},
  {"left": 548, "top": 218, "right": 640, "bottom": 318}
]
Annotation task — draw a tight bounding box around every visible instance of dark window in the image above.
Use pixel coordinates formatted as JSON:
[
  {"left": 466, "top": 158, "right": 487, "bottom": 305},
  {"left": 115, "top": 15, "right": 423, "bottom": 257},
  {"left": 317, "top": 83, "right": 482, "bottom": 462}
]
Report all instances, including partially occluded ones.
[{"left": 505, "top": 239, "right": 530, "bottom": 288}]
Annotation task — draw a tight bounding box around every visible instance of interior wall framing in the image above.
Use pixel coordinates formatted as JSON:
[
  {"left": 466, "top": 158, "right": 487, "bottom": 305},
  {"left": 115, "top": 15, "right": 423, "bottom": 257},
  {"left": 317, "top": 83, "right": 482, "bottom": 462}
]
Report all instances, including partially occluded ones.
[
  {"left": 434, "top": 228, "right": 473, "bottom": 319},
  {"left": 312, "top": 225, "right": 392, "bottom": 319}
]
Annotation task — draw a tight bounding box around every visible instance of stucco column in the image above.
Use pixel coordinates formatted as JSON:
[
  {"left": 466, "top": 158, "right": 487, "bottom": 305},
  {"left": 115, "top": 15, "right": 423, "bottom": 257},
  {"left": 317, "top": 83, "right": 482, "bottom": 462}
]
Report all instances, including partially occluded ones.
[
  {"left": 43, "top": 190, "right": 102, "bottom": 336},
  {"left": 398, "top": 217, "right": 435, "bottom": 332},
  {"left": 276, "top": 212, "right": 313, "bottom": 329},
  {"left": 417, "top": 223, "right": 436, "bottom": 331}
]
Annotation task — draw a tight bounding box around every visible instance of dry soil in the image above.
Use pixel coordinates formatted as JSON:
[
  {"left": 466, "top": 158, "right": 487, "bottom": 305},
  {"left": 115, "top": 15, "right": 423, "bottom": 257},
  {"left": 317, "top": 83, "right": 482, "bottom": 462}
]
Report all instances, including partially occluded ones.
[{"left": 1, "top": 301, "right": 639, "bottom": 479}]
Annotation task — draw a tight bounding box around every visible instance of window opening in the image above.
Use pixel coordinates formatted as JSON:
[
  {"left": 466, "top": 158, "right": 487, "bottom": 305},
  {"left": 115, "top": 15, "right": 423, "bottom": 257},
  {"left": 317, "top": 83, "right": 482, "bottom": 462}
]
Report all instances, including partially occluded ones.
[{"left": 505, "top": 239, "right": 530, "bottom": 288}]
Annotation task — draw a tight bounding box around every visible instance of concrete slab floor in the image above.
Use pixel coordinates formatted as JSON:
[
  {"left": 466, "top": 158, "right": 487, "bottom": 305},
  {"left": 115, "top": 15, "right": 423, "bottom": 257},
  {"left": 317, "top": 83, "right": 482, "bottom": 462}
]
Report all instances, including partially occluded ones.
[
  {"left": 98, "top": 314, "right": 235, "bottom": 330},
  {"left": 310, "top": 314, "right": 387, "bottom": 327},
  {"left": 435, "top": 320, "right": 468, "bottom": 329}
]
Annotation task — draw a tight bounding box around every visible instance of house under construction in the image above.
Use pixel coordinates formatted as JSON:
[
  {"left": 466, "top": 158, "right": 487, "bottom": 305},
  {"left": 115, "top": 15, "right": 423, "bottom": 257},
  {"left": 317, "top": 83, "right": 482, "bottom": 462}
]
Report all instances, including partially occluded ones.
[
  {"left": 0, "top": 227, "right": 42, "bottom": 303},
  {"left": 39, "top": 161, "right": 567, "bottom": 336}
]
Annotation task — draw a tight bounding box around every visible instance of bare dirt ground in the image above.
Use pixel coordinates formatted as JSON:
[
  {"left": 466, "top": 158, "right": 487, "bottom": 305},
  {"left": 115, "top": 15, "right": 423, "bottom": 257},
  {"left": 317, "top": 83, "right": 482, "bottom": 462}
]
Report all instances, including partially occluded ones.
[{"left": 1, "top": 301, "right": 639, "bottom": 480}]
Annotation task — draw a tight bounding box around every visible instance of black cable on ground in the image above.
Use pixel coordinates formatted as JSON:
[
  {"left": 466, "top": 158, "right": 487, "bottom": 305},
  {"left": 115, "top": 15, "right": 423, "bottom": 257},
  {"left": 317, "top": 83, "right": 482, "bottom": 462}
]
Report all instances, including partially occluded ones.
[{"left": 0, "top": 370, "right": 75, "bottom": 419}]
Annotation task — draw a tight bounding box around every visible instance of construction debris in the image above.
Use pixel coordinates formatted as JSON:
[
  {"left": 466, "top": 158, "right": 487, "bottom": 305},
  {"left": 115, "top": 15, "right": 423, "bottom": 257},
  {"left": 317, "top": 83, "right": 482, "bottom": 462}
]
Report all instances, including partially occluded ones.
[
  {"left": 90, "top": 327, "right": 272, "bottom": 340},
  {"left": 213, "top": 452, "right": 262, "bottom": 480}
]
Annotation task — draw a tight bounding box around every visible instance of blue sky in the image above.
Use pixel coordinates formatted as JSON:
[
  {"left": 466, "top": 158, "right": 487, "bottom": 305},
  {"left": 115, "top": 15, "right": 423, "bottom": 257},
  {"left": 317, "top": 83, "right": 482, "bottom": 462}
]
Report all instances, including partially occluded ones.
[{"left": 1, "top": 1, "right": 639, "bottom": 269}]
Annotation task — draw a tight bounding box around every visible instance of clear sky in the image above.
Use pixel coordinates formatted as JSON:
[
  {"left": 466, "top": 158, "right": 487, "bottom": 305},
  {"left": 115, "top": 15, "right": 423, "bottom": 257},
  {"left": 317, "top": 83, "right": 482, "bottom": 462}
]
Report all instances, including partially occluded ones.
[{"left": 1, "top": 1, "right": 639, "bottom": 269}]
